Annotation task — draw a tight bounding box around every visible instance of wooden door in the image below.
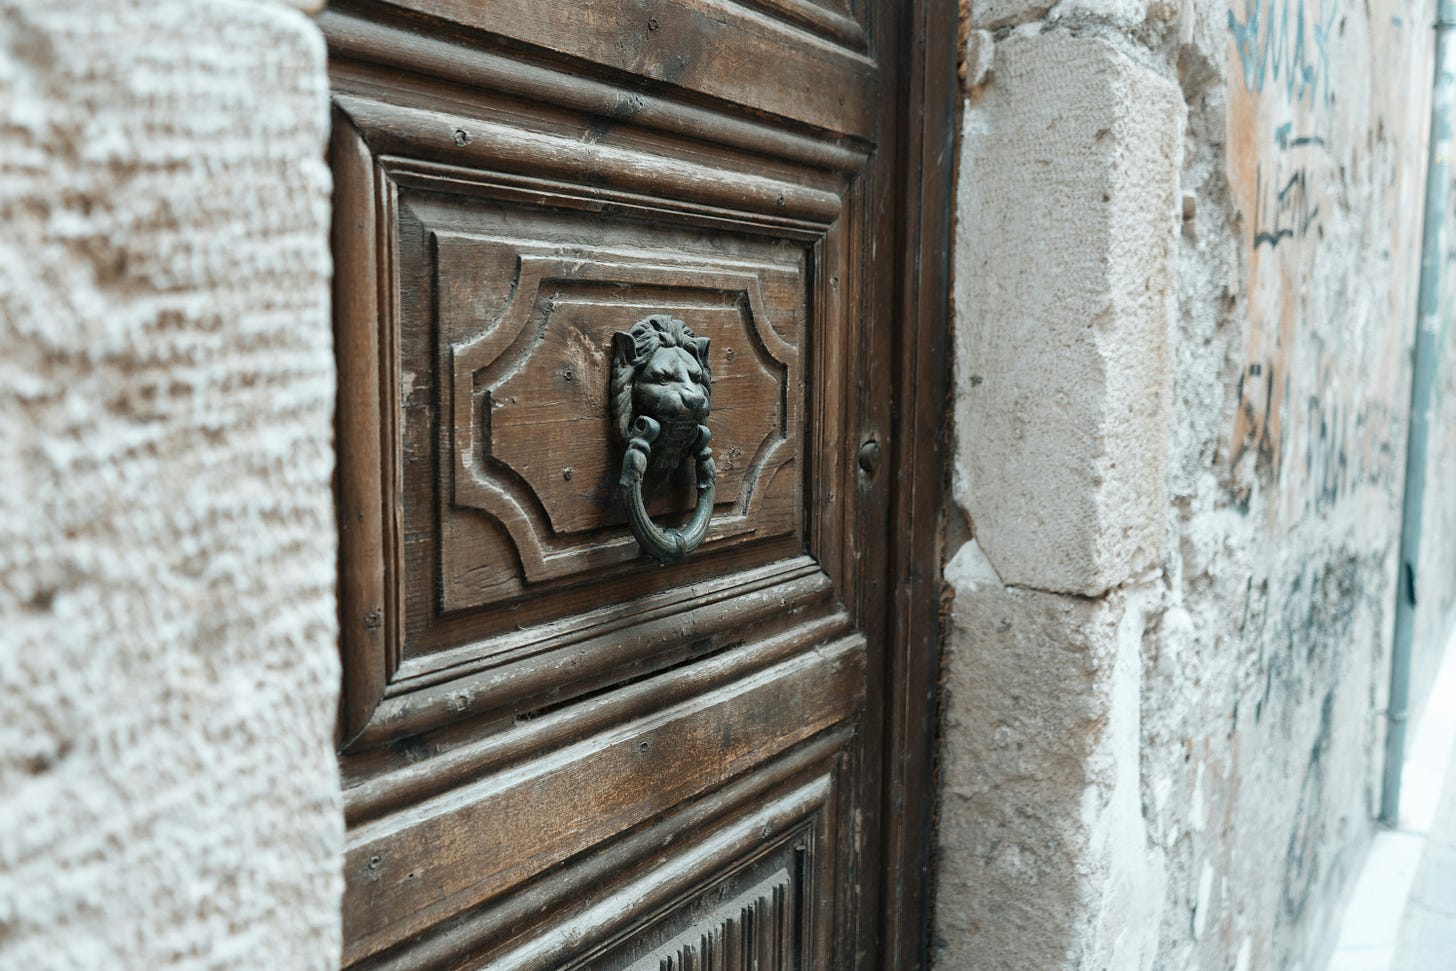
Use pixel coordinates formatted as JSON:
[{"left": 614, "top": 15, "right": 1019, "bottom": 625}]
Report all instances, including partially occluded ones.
[{"left": 325, "top": 1, "right": 952, "bottom": 967}]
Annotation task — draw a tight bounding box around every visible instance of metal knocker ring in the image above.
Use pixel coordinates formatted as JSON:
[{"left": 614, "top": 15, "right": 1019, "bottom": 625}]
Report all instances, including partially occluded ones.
[
  {"left": 611, "top": 314, "right": 717, "bottom": 564},
  {"left": 619, "top": 417, "right": 716, "bottom": 563}
]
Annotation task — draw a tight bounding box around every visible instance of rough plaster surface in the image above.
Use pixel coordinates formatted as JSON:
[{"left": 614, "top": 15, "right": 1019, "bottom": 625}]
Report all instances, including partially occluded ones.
[
  {"left": 1141, "top": 0, "right": 1430, "bottom": 963},
  {"left": 0, "top": 2, "right": 341, "bottom": 967},
  {"left": 939, "top": 0, "right": 1434, "bottom": 966},
  {"left": 953, "top": 29, "right": 1182, "bottom": 598}
]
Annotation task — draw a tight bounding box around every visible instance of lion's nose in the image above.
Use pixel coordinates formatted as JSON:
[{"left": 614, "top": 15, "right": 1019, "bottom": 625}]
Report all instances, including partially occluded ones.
[{"left": 680, "top": 389, "right": 707, "bottom": 416}]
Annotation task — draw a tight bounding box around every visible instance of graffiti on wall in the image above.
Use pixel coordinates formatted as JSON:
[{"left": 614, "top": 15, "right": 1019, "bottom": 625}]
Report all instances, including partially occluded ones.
[
  {"left": 1252, "top": 127, "right": 1324, "bottom": 249},
  {"left": 1228, "top": 0, "right": 1338, "bottom": 249},
  {"left": 1222, "top": 0, "right": 1420, "bottom": 524},
  {"left": 1227, "top": 0, "right": 1338, "bottom": 109}
]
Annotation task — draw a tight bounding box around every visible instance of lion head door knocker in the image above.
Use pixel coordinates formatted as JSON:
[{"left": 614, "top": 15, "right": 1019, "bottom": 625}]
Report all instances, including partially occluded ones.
[{"left": 610, "top": 314, "right": 717, "bottom": 563}]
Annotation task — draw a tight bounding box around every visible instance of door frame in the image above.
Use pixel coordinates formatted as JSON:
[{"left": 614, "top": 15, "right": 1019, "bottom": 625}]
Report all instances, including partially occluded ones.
[{"left": 877, "top": 2, "right": 956, "bottom": 967}]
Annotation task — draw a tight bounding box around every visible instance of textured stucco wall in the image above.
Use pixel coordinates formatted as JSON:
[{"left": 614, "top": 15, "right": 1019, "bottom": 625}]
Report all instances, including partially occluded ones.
[
  {"left": 0, "top": 2, "right": 342, "bottom": 967},
  {"left": 939, "top": 0, "right": 1433, "bottom": 965}
]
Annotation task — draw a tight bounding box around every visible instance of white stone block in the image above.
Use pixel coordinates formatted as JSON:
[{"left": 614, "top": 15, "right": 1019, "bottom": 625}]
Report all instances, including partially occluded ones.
[
  {"left": 936, "top": 544, "right": 1163, "bottom": 969},
  {"left": 953, "top": 30, "right": 1183, "bottom": 597}
]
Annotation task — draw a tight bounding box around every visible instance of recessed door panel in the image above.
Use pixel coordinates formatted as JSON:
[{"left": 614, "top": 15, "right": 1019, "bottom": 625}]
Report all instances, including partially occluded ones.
[{"left": 432, "top": 217, "right": 806, "bottom": 605}]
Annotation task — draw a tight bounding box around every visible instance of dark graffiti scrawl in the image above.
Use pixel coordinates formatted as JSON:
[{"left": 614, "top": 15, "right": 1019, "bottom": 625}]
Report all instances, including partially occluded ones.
[
  {"left": 1254, "top": 163, "right": 1320, "bottom": 249},
  {"left": 1253, "top": 123, "right": 1327, "bottom": 249}
]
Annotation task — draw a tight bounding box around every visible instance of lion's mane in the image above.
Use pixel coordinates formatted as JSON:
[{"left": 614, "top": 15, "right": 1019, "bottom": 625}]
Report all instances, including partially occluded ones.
[{"left": 610, "top": 314, "right": 712, "bottom": 443}]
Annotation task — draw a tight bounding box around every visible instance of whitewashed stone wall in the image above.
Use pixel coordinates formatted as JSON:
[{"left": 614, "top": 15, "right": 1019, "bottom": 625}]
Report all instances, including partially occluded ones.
[
  {"left": 939, "top": 0, "right": 1435, "bottom": 966},
  {"left": 0, "top": 2, "right": 341, "bottom": 967}
]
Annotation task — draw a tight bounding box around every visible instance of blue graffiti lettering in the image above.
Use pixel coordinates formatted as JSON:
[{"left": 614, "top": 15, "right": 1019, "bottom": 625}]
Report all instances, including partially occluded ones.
[{"left": 1228, "top": 0, "right": 1338, "bottom": 108}]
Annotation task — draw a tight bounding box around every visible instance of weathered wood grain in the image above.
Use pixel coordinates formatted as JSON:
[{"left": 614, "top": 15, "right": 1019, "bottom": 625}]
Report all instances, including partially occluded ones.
[
  {"left": 343, "top": 637, "right": 863, "bottom": 963},
  {"left": 326, "top": 0, "right": 950, "bottom": 964}
]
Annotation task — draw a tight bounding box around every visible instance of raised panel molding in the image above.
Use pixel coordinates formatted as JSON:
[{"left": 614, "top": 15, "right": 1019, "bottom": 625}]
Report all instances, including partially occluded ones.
[
  {"left": 733, "top": 0, "right": 864, "bottom": 49},
  {"left": 331, "top": 88, "right": 855, "bottom": 748},
  {"left": 322, "top": 10, "right": 866, "bottom": 174},
  {"left": 504, "top": 756, "right": 841, "bottom": 971},
  {"left": 347, "top": 744, "right": 846, "bottom": 971},
  {"left": 343, "top": 640, "right": 861, "bottom": 965},
  {"left": 346, "top": 561, "right": 845, "bottom": 755},
  {"left": 337, "top": 95, "right": 843, "bottom": 235},
  {"left": 330, "top": 0, "right": 875, "bottom": 136},
  {"left": 440, "top": 235, "right": 801, "bottom": 605}
]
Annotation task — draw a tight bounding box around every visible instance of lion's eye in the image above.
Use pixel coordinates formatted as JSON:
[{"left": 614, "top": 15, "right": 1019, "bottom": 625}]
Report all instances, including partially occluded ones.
[{"left": 655, "top": 373, "right": 673, "bottom": 385}]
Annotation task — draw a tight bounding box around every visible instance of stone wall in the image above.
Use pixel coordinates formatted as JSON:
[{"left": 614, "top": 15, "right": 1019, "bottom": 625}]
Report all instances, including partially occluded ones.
[
  {"left": 0, "top": 2, "right": 341, "bottom": 967},
  {"left": 938, "top": 0, "right": 1435, "bottom": 966}
]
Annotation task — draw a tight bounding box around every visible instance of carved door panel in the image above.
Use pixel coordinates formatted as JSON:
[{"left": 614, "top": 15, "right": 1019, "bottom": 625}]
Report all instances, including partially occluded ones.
[{"left": 326, "top": 1, "right": 942, "bottom": 968}]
